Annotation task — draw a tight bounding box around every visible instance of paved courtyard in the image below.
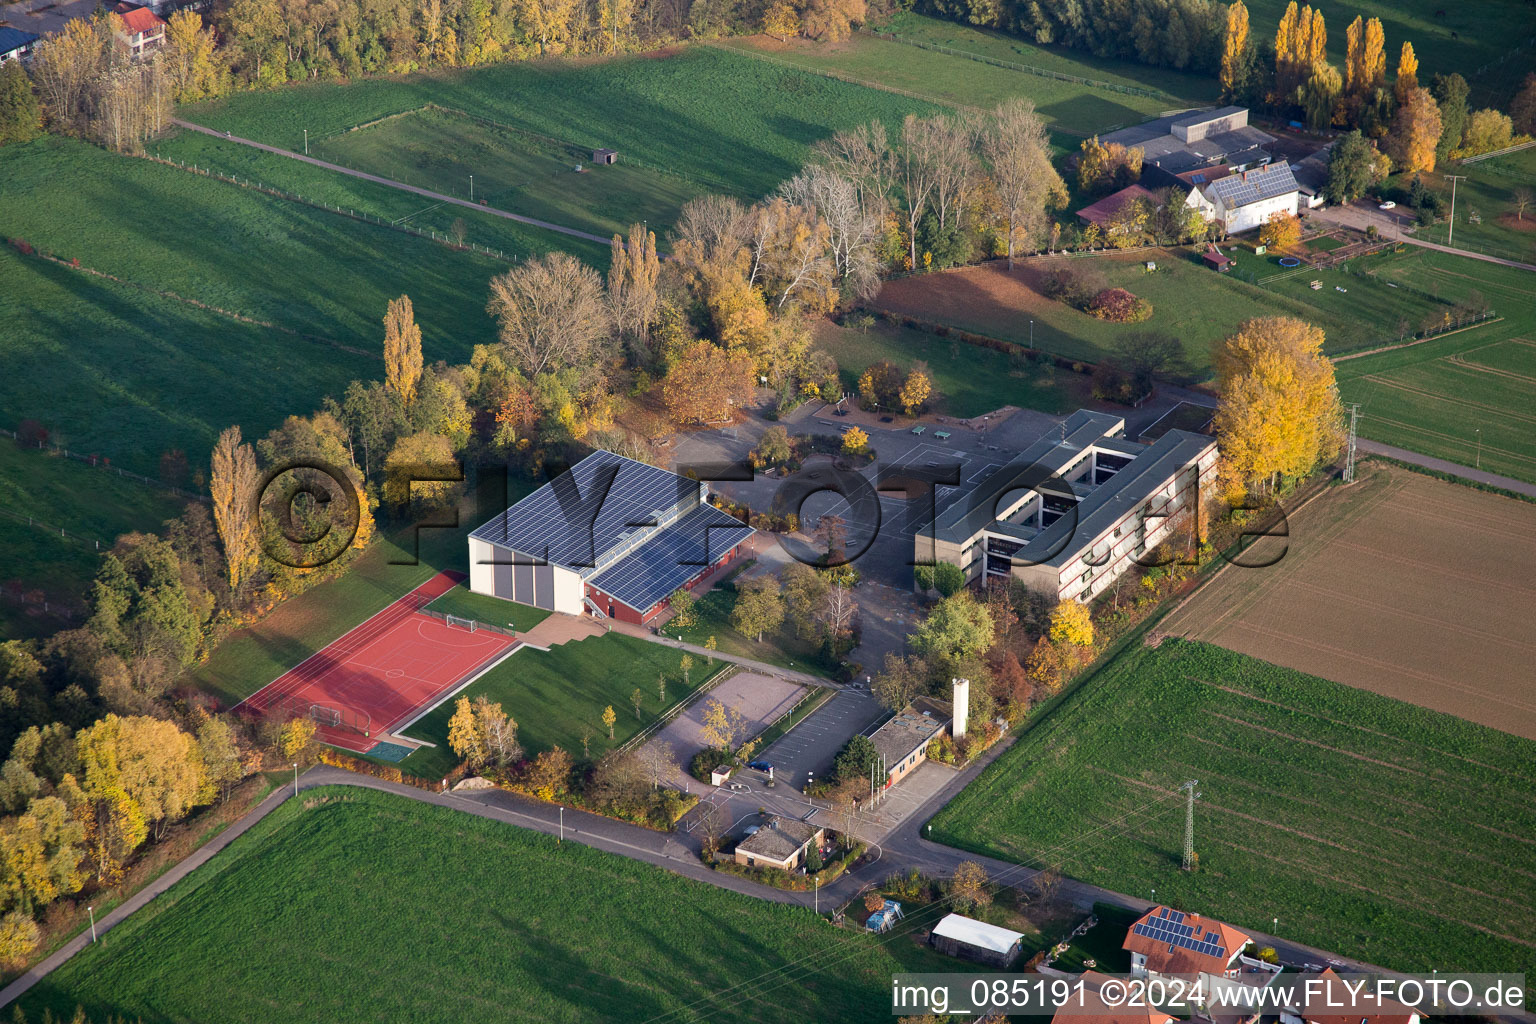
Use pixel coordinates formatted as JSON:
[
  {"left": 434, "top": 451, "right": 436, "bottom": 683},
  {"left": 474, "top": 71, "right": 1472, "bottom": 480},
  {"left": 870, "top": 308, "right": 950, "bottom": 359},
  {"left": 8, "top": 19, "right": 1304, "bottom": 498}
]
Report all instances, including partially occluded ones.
[{"left": 639, "top": 670, "right": 804, "bottom": 788}]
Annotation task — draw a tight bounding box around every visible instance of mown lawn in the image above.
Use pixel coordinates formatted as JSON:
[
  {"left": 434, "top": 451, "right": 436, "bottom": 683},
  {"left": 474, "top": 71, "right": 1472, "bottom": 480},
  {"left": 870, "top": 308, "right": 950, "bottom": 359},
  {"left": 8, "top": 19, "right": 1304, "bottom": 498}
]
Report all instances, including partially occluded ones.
[
  {"left": 19, "top": 787, "right": 930, "bottom": 1024},
  {"left": 0, "top": 443, "right": 190, "bottom": 638},
  {"left": 929, "top": 639, "right": 1536, "bottom": 973},
  {"left": 664, "top": 568, "right": 839, "bottom": 677},
  {"left": 1336, "top": 249, "right": 1536, "bottom": 482},
  {"left": 421, "top": 582, "right": 551, "bottom": 634},
  {"left": 309, "top": 106, "right": 707, "bottom": 239},
  {"left": 178, "top": 45, "right": 939, "bottom": 199},
  {"left": 1405, "top": 147, "right": 1536, "bottom": 264},
  {"left": 398, "top": 632, "right": 727, "bottom": 778},
  {"left": 815, "top": 319, "right": 1089, "bottom": 417}
]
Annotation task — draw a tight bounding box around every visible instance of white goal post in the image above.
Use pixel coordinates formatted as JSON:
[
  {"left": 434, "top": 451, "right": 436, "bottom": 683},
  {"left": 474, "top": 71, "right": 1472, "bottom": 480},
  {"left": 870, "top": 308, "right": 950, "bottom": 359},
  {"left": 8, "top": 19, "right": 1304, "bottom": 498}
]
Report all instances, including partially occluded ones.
[{"left": 445, "top": 614, "right": 477, "bottom": 633}]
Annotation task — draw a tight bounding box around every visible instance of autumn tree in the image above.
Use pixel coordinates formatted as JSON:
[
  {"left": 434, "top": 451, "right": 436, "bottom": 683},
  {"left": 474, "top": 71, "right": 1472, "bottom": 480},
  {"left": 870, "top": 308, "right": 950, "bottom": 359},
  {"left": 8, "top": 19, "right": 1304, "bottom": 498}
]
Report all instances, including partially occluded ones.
[
  {"left": 383, "top": 432, "right": 460, "bottom": 512},
  {"left": 1344, "top": 16, "right": 1385, "bottom": 100},
  {"left": 1077, "top": 135, "right": 1144, "bottom": 196},
  {"left": 872, "top": 652, "right": 927, "bottom": 711},
  {"left": 842, "top": 425, "right": 869, "bottom": 454},
  {"left": 487, "top": 252, "right": 610, "bottom": 378},
  {"left": 1461, "top": 109, "right": 1513, "bottom": 157},
  {"left": 778, "top": 164, "right": 883, "bottom": 297},
  {"left": 526, "top": 746, "right": 572, "bottom": 799},
  {"left": 799, "top": 0, "right": 866, "bottom": 42},
  {"left": 731, "top": 576, "right": 785, "bottom": 641},
  {"left": 762, "top": 0, "right": 800, "bottom": 40},
  {"left": 1385, "top": 86, "right": 1442, "bottom": 174},
  {"left": 857, "top": 359, "right": 903, "bottom": 411},
  {"left": 1325, "top": 130, "right": 1389, "bottom": 204},
  {"left": 698, "top": 698, "right": 747, "bottom": 750},
  {"left": 899, "top": 368, "right": 932, "bottom": 415},
  {"left": 1259, "top": 210, "right": 1302, "bottom": 251},
  {"left": 1393, "top": 41, "right": 1418, "bottom": 106},
  {"left": 661, "top": 340, "right": 756, "bottom": 425},
  {"left": 1047, "top": 601, "right": 1095, "bottom": 647},
  {"left": 1300, "top": 62, "right": 1342, "bottom": 129},
  {"left": 209, "top": 425, "right": 259, "bottom": 596},
  {"left": 1219, "top": 1, "right": 1250, "bottom": 101},
  {"left": 383, "top": 295, "right": 424, "bottom": 409},
  {"left": 949, "top": 860, "right": 993, "bottom": 913},
  {"left": 980, "top": 99, "right": 1065, "bottom": 265},
  {"left": 1213, "top": 316, "right": 1345, "bottom": 495},
  {"left": 163, "top": 9, "right": 222, "bottom": 102},
  {"left": 607, "top": 223, "right": 660, "bottom": 346},
  {"left": 196, "top": 716, "right": 242, "bottom": 802}
]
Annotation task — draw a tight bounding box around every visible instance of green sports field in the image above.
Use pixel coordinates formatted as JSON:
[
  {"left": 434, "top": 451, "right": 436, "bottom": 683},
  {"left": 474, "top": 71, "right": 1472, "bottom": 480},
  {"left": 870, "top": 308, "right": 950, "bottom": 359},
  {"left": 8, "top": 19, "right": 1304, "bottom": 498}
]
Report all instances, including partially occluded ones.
[
  {"left": 397, "top": 632, "right": 725, "bottom": 778},
  {"left": 18, "top": 787, "right": 931, "bottom": 1023},
  {"left": 928, "top": 639, "right": 1536, "bottom": 973},
  {"left": 1336, "top": 249, "right": 1536, "bottom": 483}
]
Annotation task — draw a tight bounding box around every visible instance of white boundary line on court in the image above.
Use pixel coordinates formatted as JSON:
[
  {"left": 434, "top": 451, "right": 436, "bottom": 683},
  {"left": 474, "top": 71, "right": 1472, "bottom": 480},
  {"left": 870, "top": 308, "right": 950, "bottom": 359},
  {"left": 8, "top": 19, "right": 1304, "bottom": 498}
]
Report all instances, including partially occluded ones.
[
  {"left": 230, "top": 574, "right": 452, "bottom": 712},
  {"left": 389, "top": 642, "right": 526, "bottom": 737}
]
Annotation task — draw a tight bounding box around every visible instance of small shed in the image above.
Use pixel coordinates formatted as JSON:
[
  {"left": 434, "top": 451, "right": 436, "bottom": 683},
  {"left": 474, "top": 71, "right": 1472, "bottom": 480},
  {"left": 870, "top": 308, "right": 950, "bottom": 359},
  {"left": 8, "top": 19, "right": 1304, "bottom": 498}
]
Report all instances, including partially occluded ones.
[
  {"left": 1203, "top": 244, "right": 1233, "bottom": 272},
  {"left": 930, "top": 913, "right": 1025, "bottom": 968},
  {"left": 592, "top": 148, "right": 618, "bottom": 165},
  {"left": 710, "top": 765, "right": 732, "bottom": 786}
]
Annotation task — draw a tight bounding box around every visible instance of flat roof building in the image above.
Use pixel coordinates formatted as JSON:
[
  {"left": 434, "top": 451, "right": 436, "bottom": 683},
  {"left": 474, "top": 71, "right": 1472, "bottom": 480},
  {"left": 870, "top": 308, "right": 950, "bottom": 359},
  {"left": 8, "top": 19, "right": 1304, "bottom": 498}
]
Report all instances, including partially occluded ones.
[
  {"left": 868, "top": 694, "right": 952, "bottom": 789},
  {"left": 469, "top": 450, "right": 753, "bottom": 625},
  {"left": 733, "top": 816, "right": 824, "bottom": 871},
  {"left": 1102, "top": 106, "right": 1275, "bottom": 184},
  {"left": 920, "top": 410, "right": 1217, "bottom": 604}
]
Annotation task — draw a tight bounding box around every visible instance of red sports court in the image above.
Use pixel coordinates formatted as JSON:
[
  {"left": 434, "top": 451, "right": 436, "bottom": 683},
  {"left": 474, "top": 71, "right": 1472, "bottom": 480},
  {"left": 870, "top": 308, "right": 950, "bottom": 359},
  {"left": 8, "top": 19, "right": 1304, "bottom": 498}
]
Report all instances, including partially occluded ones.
[{"left": 239, "top": 571, "right": 518, "bottom": 754}]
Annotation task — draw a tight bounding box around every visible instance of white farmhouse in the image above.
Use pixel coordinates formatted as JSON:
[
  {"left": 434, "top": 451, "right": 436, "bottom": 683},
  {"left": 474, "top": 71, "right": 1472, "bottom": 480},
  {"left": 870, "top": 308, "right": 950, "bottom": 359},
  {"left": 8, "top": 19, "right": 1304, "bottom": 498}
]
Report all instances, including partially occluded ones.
[{"left": 1191, "top": 161, "right": 1300, "bottom": 234}]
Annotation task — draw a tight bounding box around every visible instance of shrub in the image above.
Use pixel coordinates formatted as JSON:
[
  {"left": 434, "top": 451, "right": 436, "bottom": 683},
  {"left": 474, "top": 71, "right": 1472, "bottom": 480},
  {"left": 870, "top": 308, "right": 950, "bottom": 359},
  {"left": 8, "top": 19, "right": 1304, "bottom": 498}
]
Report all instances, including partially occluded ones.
[
  {"left": 1086, "top": 288, "right": 1152, "bottom": 323},
  {"left": 689, "top": 746, "right": 734, "bottom": 783}
]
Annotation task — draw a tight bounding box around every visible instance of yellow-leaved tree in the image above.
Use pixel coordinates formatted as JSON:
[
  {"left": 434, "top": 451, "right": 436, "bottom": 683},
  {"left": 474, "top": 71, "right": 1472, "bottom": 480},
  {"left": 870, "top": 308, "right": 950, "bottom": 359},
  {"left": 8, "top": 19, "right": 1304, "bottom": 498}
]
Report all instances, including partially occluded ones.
[
  {"left": 383, "top": 294, "right": 424, "bottom": 409},
  {"left": 1259, "top": 210, "right": 1302, "bottom": 251},
  {"left": 1220, "top": 1, "right": 1250, "bottom": 100},
  {"left": 1048, "top": 601, "right": 1095, "bottom": 647},
  {"left": 762, "top": 0, "right": 800, "bottom": 41},
  {"left": 899, "top": 369, "right": 931, "bottom": 415},
  {"left": 210, "top": 425, "right": 259, "bottom": 597},
  {"left": 1213, "top": 317, "right": 1345, "bottom": 497}
]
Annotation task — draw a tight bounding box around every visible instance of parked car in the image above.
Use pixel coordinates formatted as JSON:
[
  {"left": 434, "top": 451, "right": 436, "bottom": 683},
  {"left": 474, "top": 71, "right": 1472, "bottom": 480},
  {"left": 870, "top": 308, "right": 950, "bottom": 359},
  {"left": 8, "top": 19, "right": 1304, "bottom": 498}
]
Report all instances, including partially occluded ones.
[
  {"left": 747, "top": 760, "right": 773, "bottom": 773},
  {"left": 1378, "top": 200, "right": 1396, "bottom": 210}
]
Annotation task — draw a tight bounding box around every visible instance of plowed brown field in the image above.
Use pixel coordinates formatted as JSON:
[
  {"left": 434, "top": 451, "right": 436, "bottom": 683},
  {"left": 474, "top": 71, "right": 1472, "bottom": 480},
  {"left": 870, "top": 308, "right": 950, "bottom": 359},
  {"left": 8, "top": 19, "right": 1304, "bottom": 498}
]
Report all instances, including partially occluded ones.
[{"left": 1165, "top": 462, "right": 1536, "bottom": 739}]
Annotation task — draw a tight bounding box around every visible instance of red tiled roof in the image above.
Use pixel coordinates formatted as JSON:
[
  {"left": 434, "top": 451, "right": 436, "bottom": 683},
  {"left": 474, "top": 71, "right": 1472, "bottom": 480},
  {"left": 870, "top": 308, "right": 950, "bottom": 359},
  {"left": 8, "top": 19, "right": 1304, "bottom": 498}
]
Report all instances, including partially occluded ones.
[
  {"left": 1302, "top": 970, "right": 1419, "bottom": 1024},
  {"left": 1051, "top": 972, "right": 1178, "bottom": 1024},
  {"left": 1075, "top": 184, "right": 1159, "bottom": 227},
  {"left": 1123, "top": 906, "right": 1249, "bottom": 975},
  {"left": 113, "top": 3, "right": 166, "bottom": 35},
  {"left": 1175, "top": 164, "right": 1232, "bottom": 186}
]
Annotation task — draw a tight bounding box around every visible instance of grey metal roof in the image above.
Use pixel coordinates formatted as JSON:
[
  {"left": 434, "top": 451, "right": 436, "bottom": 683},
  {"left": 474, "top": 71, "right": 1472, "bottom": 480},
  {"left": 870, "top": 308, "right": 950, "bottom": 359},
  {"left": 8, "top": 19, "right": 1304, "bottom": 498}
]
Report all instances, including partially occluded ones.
[
  {"left": 1169, "top": 105, "right": 1248, "bottom": 129},
  {"left": 0, "top": 27, "right": 40, "bottom": 52},
  {"left": 1205, "top": 160, "right": 1299, "bottom": 209},
  {"left": 470, "top": 449, "right": 698, "bottom": 570}
]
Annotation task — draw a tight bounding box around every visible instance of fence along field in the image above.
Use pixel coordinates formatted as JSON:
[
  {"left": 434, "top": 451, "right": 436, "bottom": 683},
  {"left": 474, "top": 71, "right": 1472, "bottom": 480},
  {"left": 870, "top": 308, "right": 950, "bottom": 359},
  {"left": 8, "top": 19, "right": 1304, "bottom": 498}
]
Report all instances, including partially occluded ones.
[
  {"left": 20, "top": 788, "right": 924, "bottom": 1023},
  {"left": 929, "top": 638, "right": 1536, "bottom": 974}
]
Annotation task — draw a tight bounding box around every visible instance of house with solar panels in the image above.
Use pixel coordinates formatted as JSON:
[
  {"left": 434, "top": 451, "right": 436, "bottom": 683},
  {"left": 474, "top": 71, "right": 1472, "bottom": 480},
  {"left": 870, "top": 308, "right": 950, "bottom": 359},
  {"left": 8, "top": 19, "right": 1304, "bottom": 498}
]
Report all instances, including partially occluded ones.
[
  {"left": 467, "top": 450, "right": 753, "bottom": 625},
  {"left": 1124, "top": 906, "right": 1250, "bottom": 978},
  {"left": 1187, "top": 161, "right": 1301, "bottom": 234},
  {"left": 921, "top": 410, "right": 1217, "bottom": 604}
]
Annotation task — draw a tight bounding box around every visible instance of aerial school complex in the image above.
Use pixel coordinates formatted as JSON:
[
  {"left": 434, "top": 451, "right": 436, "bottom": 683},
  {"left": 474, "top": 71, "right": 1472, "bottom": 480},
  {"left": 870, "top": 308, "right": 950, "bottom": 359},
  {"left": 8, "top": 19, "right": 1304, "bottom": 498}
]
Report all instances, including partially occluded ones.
[{"left": 468, "top": 450, "right": 754, "bottom": 625}]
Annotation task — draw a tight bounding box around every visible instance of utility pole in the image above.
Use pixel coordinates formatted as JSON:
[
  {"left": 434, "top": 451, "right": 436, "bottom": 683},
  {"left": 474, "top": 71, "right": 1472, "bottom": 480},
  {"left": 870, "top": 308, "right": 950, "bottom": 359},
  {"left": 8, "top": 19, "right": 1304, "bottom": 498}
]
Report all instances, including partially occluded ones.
[
  {"left": 1343, "top": 404, "right": 1360, "bottom": 483},
  {"left": 469, "top": 174, "right": 474, "bottom": 203},
  {"left": 1475, "top": 428, "right": 1482, "bottom": 470},
  {"left": 1444, "top": 174, "right": 1468, "bottom": 247},
  {"left": 88, "top": 905, "right": 97, "bottom": 943},
  {"left": 1180, "top": 780, "right": 1200, "bottom": 872},
  {"left": 303, "top": 129, "right": 308, "bottom": 155}
]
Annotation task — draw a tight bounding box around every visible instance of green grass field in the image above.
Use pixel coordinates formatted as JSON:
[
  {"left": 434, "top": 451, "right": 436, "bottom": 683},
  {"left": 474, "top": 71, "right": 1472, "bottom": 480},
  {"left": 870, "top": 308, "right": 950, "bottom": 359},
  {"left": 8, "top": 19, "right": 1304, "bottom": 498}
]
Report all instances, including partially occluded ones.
[
  {"left": 663, "top": 569, "right": 839, "bottom": 676},
  {"left": 1336, "top": 248, "right": 1536, "bottom": 483},
  {"left": 814, "top": 319, "right": 1088, "bottom": 417},
  {"left": 179, "top": 46, "right": 939, "bottom": 200},
  {"left": 422, "top": 582, "right": 551, "bottom": 633},
  {"left": 18, "top": 787, "right": 934, "bottom": 1023},
  {"left": 929, "top": 639, "right": 1536, "bottom": 973},
  {"left": 0, "top": 443, "right": 190, "bottom": 638},
  {"left": 397, "top": 632, "right": 725, "bottom": 778},
  {"left": 308, "top": 106, "right": 708, "bottom": 239},
  {"left": 1407, "top": 148, "right": 1536, "bottom": 263}
]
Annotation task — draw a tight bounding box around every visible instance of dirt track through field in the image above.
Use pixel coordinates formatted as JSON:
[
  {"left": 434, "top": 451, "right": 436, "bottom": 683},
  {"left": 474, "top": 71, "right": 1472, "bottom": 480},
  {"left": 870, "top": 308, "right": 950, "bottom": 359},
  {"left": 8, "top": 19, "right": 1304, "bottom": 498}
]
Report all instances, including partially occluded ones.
[{"left": 1165, "top": 464, "right": 1536, "bottom": 739}]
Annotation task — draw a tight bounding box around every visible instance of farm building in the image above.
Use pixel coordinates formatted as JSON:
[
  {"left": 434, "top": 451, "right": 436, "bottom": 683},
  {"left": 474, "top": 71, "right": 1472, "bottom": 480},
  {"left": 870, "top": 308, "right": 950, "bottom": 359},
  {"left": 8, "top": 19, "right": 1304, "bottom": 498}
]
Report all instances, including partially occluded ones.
[
  {"left": 1203, "top": 244, "right": 1234, "bottom": 271},
  {"left": 1102, "top": 106, "right": 1274, "bottom": 184},
  {"left": 1290, "top": 145, "right": 1334, "bottom": 209},
  {"left": 0, "top": 27, "right": 39, "bottom": 63},
  {"left": 1076, "top": 185, "right": 1160, "bottom": 232},
  {"left": 111, "top": 2, "right": 167, "bottom": 56},
  {"left": 592, "top": 148, "right": 618, "bottom": 165},
  {"left": 930, "top": 913, "right": 1025, "bottom": 967},
  {"left": 467, "top": 449, "right": 753, "bottom": 625},
  {"left": 869, "top": 691, "right": 955, "bottom": 789},
  {"left": 919, "top": 410, "right": 1218, "bottom": 603},
  {"left": 1187, "top": 161, "right": 1300, "bottom": 234},
  {"left": 1053, "top": 972, "right": 1176, "bottom": 1024},
  {"left": 733, "top": 816, "right": 824, "bottom": 871},
  {"left": 1125, "top": 905, "right": 1249, "bottom": 977}
]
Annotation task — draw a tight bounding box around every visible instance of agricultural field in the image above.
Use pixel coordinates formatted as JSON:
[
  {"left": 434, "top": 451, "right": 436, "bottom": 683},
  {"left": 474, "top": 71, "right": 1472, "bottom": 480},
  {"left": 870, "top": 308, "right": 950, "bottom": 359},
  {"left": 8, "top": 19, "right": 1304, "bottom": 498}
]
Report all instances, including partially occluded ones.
[
  {"left": 0, "top": 443, "right": 189, "bottom": 639},
  {"left": 1408, "top": 147, "right": 1536, "bottom": 263},
  {"left": 1336, "top": 249, "right": 1536, "bottom": 482},
  {"left": 813, "top": 318, "right": 1088, "bottom": 417},
  {"left": 1164, "top": 461, "right": 1536, "bottom": 739},
  {"left": 870, "top": 248, "right": 1433, "bottom": 376},
  {"left": 18, "top": 787, "right": 931, "bottom": 1023},
  {"left": 397, "top": 633, "right": 727, "bottom": 779},
  {"left": 177, "top": 46, "right": 940, "bottom": 200},
  {"left": 305, "top": 106, "right": 706, "bottom": 240},
  {"left": 929, "top": 638, "right": 1536, "bottom": 973}
]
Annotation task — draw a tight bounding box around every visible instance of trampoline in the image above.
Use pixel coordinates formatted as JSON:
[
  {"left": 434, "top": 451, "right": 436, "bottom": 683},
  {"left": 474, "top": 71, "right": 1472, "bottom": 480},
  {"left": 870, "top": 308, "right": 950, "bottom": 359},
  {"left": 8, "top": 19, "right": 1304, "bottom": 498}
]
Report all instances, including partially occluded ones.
[{"left": 1278, "top": 257, "right": 1302, "bottom": 267}]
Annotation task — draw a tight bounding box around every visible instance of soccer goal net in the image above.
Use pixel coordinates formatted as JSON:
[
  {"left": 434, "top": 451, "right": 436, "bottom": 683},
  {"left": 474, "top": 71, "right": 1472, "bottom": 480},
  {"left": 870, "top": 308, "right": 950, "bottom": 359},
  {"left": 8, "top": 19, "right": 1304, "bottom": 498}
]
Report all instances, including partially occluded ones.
[
  {"left": 309, "top": 704, "right": 342, "bottom": 726},
  {"left": 445, "top": 614, "right": 477, "bottom": 633}
]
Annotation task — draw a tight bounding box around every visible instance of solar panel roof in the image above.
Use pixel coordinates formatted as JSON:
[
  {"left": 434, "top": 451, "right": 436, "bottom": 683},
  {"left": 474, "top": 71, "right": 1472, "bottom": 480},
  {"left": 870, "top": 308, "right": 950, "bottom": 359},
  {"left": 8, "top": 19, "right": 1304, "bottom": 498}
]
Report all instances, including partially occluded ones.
[
  {"left": 588, "top": 503, "right": 753, "bottom": 612},
  {"left": 1206, "top": 160, "right": 1297, "bottom": 209},
  {"left": 1132, "top": 912, "right": 1228, "bottom": 958},
  {"left": 470, "top": 450, "right": 698, "bottom": 570}
]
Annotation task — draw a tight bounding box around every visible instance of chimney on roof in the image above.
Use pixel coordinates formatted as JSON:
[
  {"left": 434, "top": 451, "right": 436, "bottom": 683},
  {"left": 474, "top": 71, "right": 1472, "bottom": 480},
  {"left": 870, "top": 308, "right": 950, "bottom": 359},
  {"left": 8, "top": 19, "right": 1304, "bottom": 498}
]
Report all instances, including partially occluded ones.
[{"left": 952, "top": 678, "right": 970, "bottom": 739}]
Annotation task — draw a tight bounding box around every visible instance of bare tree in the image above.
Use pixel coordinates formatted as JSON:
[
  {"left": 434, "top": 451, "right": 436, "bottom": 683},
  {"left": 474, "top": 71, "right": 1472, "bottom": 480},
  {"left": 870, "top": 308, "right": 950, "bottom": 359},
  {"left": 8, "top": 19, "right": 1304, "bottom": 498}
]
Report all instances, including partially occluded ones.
[
  {"left": 607, "top": 222, "right": 661, "bottom": 343},
  {"left": 897, "top": 114, "right": 944, "bottom": 269},
  {"left": 1514, "top": 186, "right": 1534, "bottom": 221},
  {"left": 811, "top": 120, "right": 895, "bottom": 213},
  {"left": 980, "top": 98, "right": 1066, "bottom": 266},
  {"left": 487, "top": 252, "right": 611, "bottom": 378},
  {"left": 672, "top": 194, "right": 750, "bottom": 267},
  {"left": 779, "top": 165, "right": 883, "bottom": 298},
  {"left": 817, "top": 582, "right": 858, "bottom": 646},
  {"left": 639, "top": 740, "right": 676, "bottom": 790},
  {"left": 928, "top": 112, "right": 978, "bottom": 235}
]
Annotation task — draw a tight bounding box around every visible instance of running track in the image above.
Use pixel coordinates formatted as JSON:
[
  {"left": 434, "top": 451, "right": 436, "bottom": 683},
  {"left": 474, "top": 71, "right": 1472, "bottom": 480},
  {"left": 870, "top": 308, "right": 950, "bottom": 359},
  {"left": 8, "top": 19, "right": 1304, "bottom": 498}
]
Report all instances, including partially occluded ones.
[{"left": 239, "top": 572, "right": 519, "bottom": 753}]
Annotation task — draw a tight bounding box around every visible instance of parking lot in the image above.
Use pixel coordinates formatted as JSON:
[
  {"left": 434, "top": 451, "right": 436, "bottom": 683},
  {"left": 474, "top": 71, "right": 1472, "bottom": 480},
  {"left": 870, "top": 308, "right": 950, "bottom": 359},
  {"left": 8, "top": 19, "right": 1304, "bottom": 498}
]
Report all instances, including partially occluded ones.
[
  {"left": 638, "top": 670, "right": 804, "bottom": 789},
  {"left": 759, "top": 685, "right": 887, "bottom": 791}
]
